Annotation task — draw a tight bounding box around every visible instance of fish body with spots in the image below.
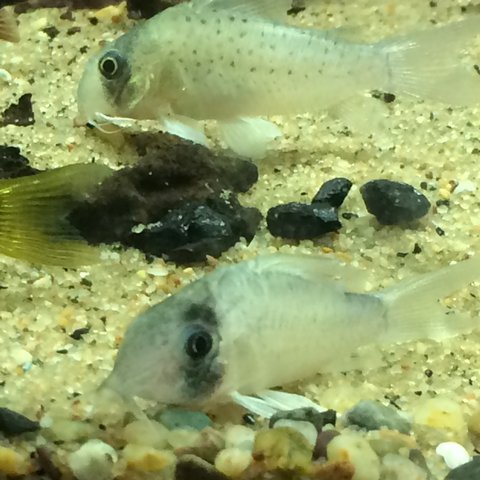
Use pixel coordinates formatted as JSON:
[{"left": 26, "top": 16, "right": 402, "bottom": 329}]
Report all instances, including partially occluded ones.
[
  {"left": 103, "top": 254, "right": 479, "bottom": 417},
  {"left": 77, "top": 0, "right": 480, "bottom": 158}
]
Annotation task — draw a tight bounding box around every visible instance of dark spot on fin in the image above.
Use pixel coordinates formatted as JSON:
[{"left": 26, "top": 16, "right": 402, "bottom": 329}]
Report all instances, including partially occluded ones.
[{"left": 0, "top": 164, "right": 112, "bottom": 266}]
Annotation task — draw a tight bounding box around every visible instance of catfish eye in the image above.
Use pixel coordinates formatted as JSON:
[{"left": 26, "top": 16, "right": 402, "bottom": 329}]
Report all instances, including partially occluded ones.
[
  {"left": 98, "top": 51, "right": 123, "bottom": 79},
  {"left": 185, "top": 329, "right": 213, "bottom": 360}
]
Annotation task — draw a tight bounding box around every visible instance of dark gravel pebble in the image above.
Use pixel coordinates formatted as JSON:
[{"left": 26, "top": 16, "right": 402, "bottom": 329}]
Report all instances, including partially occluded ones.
[
  {"left": 360, "top": 180, "right": 431, "bottom": 225},
  {"left": 0, "top": 145, "right": 40, "bottom": 179},
  {"left": 445, "top": 456, "right": 480, "bottom": 479},
  {"left": 42, "top": 25, "right": 60, "bottom": 39},
  {"left": 69, "top": 327, "right": 90, "bottom": 340},
  {"left": 313, "top": 429, "right": 340, "bottom": 460},
  {"left": 69, "top": 134, "right": 259, "bottom": 263},
  {"left": 267, "top": 203, "right": 341, "bottom": 239},
  {"left": 35, "top": 447, "right": 62, "bottom": 480},
  {"left": 345, "top": 400, "right": 411, "bottom": 434},
  {"left": 1, "top": 93, "right": 35, "bottom": 127},
  {"left": 129, "top": 195, "right": 261, "bottom": 263},
  {"left": 269, "top": 407, "right": 336, "bottom": 432},
  {"left": 312, "top": 177, "right": 352, "bottom": 208},
  {"left": 0, "top": 407, "right": 39, "bottom": 435},
  {"left": 175, "top": 454, "right": 229, "bottom": 480}
]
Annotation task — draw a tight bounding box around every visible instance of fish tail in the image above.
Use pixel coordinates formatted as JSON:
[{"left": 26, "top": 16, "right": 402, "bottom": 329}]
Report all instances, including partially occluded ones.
[
  {"left": 378, "top": 17, "right": 480, "bottom": 106},
  {"left": 377, "top": 256, "right": 480, "bottom": 344},
  {"left": 0, "top": 8, "right": 19, "bottom": 43},
  {"left": 0, "top": 163, "right": 112, "bottom": 267}
]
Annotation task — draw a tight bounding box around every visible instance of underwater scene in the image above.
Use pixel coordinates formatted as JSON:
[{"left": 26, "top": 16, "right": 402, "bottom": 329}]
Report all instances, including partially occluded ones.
[{"left": 1, "top": 0, "right": 480, "bottom": 478}]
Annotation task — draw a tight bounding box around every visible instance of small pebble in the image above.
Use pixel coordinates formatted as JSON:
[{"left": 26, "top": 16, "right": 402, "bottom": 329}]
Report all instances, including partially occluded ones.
[
  {"left": 445, "top": 456, "right": 480, "bottom": 480},
  {"left": 123, "top": 419, "right": 169, "bottom": 449},
  {"left": 269, "top": 407, "right": 337, "bottom": 432},
  {"left": 312, "top": 177, "right": 353, "bottom": 208},
  {"left": 369, "top": 429, "right": 416, "bottom": 457},
  {"left": 168, "top": 428, "right": 202, "bottom": 449},
  {"left": 253, "top": 427, "right": 313, "bottom": 472},
  {"left": 176, "top": 428, "right": 225, "bottom": 463},
  {"left": 313, "top": 430, "right": 341, "bottom": 460},
  {"left": 273, "top": 419, "right": 318, "bottom": 446},
  {"left": 327, "top": 431, "right": 381, "bottom": 480},
  {"left": 267, "top": 202, "right": 341, "bottom": 239},
  {"left": 381, "top": 453, "right": 428, "bottom": 480},
  {"left": 414, "top": 398, "right": 467, "bottom": 439},
  {"left": 360, "top": 179, "right": 431, "bottom": 225},
  {"left": 158, "top": 408, "right": 212, "bottom": 431},
  {"left": 214, "top": 447, "right": 252, "bottom": 477},
  {"left": 0, "top": 407, "right": 39, "bottom": 435},
  {"left": 436, "top": 441, "right": 471, "bottom": 469},
  {"left": 68, "top": 439, "right": 118, "bottom": 480},
  {"left": 311, "top": 460, "right": 355, "bottom": 479},
  {"left": 122, "top": 444, "right": 175, "bottom": 472},
  {"left": 345, "top": 400, "right": 411, "bottom": 434},
  {"left": 175, "top": 454, "right": 229, "bottom": 480},
  {"left": 0, "top": 446, "right": 29, "bottom": 476},
  {"left": 224, "top": 425, "right": 255, "bottom": 451}
]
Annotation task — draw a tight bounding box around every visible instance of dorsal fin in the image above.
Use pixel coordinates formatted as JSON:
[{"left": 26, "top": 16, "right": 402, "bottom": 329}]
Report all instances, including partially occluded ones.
[{"left": 192, "top": 0, "right": 292, "bottom": 20}]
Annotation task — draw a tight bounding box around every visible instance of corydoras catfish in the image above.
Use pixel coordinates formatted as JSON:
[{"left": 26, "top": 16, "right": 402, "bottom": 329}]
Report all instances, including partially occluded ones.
[
  {"left": 103, "top": 254, "right": 479, "bottom": 417},
  {"left": 76, "top": 0, "right": 480, "bottom": 159}
]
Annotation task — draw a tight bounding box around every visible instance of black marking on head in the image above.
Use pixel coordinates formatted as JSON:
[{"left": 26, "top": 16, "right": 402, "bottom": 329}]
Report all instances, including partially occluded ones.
[
  {"left": 98, "top": 49, "right": 132, "bottom": 106},
  {"left": 181, "top": 302, "right": 223, "bottom": 400},
  {"left": 184, "top": 303, "right": 218, "bottom": 327}
]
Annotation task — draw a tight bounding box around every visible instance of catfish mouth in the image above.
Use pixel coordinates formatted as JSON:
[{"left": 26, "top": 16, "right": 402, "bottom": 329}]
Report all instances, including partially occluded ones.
[{"left": 73, "top": 111, "right": 135, "bottom": 133}]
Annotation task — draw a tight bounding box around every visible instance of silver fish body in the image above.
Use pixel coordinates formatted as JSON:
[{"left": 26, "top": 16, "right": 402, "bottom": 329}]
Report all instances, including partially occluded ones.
[
  {"left": 77, "top": 0, "right": 480, "bottom": 158},
  {"left": 103, "top": 254, "right": 479, "bottom": 408}
]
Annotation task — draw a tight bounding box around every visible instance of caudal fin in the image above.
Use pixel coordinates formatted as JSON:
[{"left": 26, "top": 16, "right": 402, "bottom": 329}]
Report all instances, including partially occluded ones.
[
  {"left": 378, "top": 257, "right": 480, "bottom": 344},
  {"left": 0, "top": 8, "right": 19, "bottom": 43},
  {"left": 0, "top": 164, "right": 112, "bottom": 267},
  {"left": 379, "top": 17, "right": 480, "bottom": 106}
]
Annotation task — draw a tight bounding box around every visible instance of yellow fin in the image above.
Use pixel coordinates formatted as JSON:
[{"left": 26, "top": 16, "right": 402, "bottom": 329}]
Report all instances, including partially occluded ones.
[
  {"left": 0, "top": 8, "right": 19, "bottom": 43},
  {"left": 0, "top": 163, "right": 113, "bottom": 267}
]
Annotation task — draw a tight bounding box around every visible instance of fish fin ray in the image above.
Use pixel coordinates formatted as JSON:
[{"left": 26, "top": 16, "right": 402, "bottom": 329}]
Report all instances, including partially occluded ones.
[
  {"left": 329, "top": 93, "right": 391, "bottom": 138},
  {"left": 218, "top": 117, "right": 282, "bottom": 159},
  {"left": 249, "top": 253, "right": 369, "bottom": 292},
  {"left": 162, "top": 115, "right": 209, "bottom": 146},
  {"left": 257, "top": 390, "right": 329, "bottom": 413},
  {"left": 378, "top": 256, "right": 480, "bottom": 343},
  {"left": 380, "top": 17, "right": 480, "bottom": 105},
  {"left": 0, "top": 164, "right": 112, "bottom": 267},
  {"left": 230, "top": 390, "right": 330, "bottom": 418},
  {"left": 0, "top": 8, "right": 19, "bottom": 43},
  {"left": 230, "top": 391, "right": 278, "bottom": 418}
]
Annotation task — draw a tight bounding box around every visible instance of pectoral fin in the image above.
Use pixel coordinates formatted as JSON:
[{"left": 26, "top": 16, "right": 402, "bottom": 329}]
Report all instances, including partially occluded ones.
[
  {"left": 218, "top": 117, "right": 282, "bottom": 159},
  {"left": 162, "top": 115, "right": 209, "bottom": 147},
  {"left": 231, "top": 390, "right": 330, "bottom": 418}
]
